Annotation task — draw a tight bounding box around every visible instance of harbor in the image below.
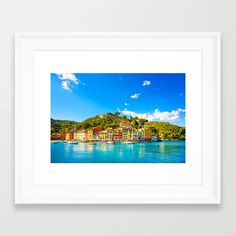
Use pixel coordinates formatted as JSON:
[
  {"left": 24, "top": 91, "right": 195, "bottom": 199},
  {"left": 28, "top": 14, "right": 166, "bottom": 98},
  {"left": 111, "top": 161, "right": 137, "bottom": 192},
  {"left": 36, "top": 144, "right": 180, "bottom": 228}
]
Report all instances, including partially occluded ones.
[{"left": 51, "top": 140, "right": 185, "bottom": 163}]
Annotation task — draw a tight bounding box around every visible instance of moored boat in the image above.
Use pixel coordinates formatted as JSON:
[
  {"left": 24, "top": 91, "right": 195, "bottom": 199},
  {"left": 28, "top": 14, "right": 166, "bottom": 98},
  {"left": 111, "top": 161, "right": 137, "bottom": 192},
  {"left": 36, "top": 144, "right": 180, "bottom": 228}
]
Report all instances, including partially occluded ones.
[
  {"left": 107, "top": 141, "right": 115, "bottom": 144},
  {"left": 87, "top": 142, "right": 97, "bottom": 145},
  {"left": 122, "top": 141, "right": 135, "bottom": 144},
  {"left": 67, "top": 141, "right": 78, "bottom": 144},
  {"left": 51, "top": 140, "right": 60, "bottom": 144}
]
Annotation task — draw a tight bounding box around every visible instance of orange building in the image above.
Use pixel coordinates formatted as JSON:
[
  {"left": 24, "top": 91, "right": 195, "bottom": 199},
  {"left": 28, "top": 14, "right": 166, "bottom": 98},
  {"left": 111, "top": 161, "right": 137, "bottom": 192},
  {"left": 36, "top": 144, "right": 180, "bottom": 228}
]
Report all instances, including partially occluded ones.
[
  {"left": 51, "top": 132, "right": 66, "bottom": 140},
  {"left": 66, "top": 132, "right": 74, "bottom": 141}
]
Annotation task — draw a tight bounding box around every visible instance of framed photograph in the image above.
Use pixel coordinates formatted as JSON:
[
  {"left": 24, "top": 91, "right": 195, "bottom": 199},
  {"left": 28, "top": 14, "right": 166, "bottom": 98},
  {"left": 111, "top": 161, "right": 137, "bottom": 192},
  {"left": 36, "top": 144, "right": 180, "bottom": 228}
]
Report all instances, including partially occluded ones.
[{"left": 15, "top": 32, "right": 221, "bottom": 204}]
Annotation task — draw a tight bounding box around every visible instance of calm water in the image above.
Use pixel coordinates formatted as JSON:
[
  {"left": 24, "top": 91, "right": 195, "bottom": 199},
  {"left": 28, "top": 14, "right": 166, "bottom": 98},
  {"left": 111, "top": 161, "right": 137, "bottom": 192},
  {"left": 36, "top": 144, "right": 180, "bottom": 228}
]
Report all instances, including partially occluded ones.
[{"left": 51, "top": 141, "right": 185, "bottom": 163}]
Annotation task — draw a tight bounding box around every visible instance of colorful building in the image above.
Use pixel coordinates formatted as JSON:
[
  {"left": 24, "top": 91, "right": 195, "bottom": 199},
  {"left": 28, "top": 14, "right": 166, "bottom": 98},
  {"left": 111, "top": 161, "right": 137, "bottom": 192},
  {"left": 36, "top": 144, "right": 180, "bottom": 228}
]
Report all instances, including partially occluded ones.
[
  {"left": 51, "top": 132, "right": 66, "bottom": 140},
  {"left": 85, "top": 129, "right": 93, "bottom": 141},
  {"left": 53, "top": 121, "right": 155, "bottom": 142},
  {"left": 120, "top": 121, "right": 132, "bottom": 129},
  {"left": 133, "top": 130, "right": 143, "bottom": 141},
  {"left": 74, "top": 130, "right": 86, "bottom": 142},
  {"left": 100, "top": 130, "right": 107, "bottom": 141},
  {"left": 106, "top": 127, "right": 113, "bottom": 141},
  {"left": 92, "top": 127, "right": 102, "bottom": 140},
  {"left": 113, "top": 128, "right": 123, "bottom": 141},
  {"left": 65, "top": 132, "right": 74, "bottom": 141}
]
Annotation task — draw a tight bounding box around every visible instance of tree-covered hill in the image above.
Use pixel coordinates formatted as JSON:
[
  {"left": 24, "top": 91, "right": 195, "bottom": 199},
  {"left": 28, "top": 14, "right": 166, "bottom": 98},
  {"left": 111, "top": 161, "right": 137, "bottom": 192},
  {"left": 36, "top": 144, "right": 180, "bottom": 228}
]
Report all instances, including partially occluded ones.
[
  {"left": 51, "top": 112, "right": 185, "bottom": 140},
  {"left": 144, "top": 122, "right": 185, "bottom": 140},
  {"left": 51, "top": 119, "right": 79, "bottom": 133}
]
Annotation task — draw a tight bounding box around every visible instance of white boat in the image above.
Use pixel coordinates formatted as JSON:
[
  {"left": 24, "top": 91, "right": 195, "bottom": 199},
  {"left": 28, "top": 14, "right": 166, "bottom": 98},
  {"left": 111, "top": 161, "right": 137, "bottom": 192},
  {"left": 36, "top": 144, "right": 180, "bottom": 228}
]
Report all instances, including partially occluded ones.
[
  {"left": 107, "top": 141, "right": 115, "bottom": 144},
  {"left": 67, "top": 141, "right": 78, "bottom": 144},
  {"left": 51, "top": 140, "right": 59, "bottom": 144},
  {"left": 123, "top": 141, "right": 135, "bottom": 144}
]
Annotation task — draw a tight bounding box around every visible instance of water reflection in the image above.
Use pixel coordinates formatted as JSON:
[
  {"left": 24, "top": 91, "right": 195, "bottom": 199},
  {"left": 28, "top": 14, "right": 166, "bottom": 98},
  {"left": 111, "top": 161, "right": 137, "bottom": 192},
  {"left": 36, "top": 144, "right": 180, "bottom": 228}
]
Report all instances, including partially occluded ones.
[
  {"left": 159, "top": 143, "right": 165, "bottom": 154},
  {"left": 51, "top": 141, "right": 185, "bottom": 163}
]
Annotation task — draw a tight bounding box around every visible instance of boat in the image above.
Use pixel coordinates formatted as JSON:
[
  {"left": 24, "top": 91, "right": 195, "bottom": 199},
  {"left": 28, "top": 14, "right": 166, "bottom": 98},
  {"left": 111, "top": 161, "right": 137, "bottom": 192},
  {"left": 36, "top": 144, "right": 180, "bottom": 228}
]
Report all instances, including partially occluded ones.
[
  {"left": 122, "top": 141, "right": 135, "bottom": 144},
  {"left": 67, "top": 141, "right": 78, "bottom": 144},
  {"left": 87, "top": 142, "right": 97, "bottom": 145},
  {"left": 51, "top": 140, "right": 59, "bottom": 144},
  {"left": 107, "top": 141, "right": 115, "bottom": 144}
]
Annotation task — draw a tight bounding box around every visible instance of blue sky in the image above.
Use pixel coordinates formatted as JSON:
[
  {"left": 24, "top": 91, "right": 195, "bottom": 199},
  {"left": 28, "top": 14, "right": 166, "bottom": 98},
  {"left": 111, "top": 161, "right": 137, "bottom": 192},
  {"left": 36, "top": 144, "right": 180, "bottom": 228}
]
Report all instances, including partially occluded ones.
[{"left": 51, "top": 73, "right": 185, "bottom": 126}]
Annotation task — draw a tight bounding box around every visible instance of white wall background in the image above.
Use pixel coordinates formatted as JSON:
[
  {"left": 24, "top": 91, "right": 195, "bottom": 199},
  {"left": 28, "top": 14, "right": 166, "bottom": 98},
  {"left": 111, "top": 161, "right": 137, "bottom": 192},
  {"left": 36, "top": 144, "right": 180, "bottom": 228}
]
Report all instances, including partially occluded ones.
[{"left": 0, "top": 0, "right": 235, "bottom": 235}]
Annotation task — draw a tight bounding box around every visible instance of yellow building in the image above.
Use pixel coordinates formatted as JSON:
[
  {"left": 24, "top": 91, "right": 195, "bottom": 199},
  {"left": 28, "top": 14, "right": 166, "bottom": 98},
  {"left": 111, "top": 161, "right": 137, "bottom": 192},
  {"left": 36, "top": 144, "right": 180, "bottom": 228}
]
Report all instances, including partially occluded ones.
[
  {"left": 106, "top": 127, "right": 113, "bottom": 140},
  {"left": 65, "top": 132, "right": 74, "bottom": 141},
  {"left": 120, "top": 121, "right": 132, "bottom": 129},
  {"left": 113, "top": 128, "right": 123, "bottom": 141},
  {"left": 85, "top": 129, "right": 93, "bottom": 141},
  {"left": 74, "top": 130, "right": 86, "bottom": 142},
  {"left": 100, "top": 130, "right": 107, "bottom": 141}
]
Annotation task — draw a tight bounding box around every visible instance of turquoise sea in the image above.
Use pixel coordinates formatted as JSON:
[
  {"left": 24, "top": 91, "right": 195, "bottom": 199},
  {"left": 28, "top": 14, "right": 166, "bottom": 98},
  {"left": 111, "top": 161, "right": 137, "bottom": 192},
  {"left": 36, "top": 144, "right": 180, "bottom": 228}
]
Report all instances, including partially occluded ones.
[{"left": 51, "top": 141, "right": 185, "bottom": 163}]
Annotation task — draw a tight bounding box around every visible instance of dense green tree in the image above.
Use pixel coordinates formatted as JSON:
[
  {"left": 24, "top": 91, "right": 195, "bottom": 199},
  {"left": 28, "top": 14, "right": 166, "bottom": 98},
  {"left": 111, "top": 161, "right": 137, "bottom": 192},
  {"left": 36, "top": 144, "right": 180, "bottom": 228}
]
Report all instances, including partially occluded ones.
[
  {"left": 114, "top": 111, "right": 120, "bottom": 117},
  {"left": 144, "top": 122, "right": 185, "bottom": 140}
]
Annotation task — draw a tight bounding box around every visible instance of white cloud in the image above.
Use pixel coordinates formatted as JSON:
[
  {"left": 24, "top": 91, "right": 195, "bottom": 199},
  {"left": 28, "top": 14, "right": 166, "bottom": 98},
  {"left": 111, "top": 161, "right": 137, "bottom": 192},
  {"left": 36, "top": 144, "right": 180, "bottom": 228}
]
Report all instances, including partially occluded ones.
[
  {"left": 58, "top": 73, "right": 78, "bottom": 84},
  {"left": 130, "top": 93, "right": 140, "bottom": 99},
  {"left": 124, "top": 102, "right": 129, "bottom": 106},
  {"left": 61, "top": 81, "right": 71, "bottom": 92},
  {"left": 122, "top": 108, "right": 137, "bottom": 117},
  {"left": 122, "top": 108, "right": 185, "bottom": 121},
  {"left": 143, "top": 80, "right": 151, "bottom": 86},
  {"left": 56, "top": 73, "right": 81, "bottom": 91}
]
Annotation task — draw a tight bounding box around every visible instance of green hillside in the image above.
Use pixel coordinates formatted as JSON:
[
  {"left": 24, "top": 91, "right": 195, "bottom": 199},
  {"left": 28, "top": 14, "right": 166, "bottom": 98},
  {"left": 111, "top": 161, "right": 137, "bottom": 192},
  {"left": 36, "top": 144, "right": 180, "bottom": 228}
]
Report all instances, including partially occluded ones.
[
  {"left": 144, "top": 122, "right": 185, "bottom": 140},
  {"left": 51, "top": 112, "right": 185, "bottom": 140}
]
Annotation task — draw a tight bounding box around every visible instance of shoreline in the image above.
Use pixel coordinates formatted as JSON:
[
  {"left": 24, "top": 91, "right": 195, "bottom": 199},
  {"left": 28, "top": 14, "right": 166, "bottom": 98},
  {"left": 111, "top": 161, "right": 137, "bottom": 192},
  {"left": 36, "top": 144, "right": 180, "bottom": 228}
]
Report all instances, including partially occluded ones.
[{"left": 51, "top": 139, "right": 185, "bottom": 143}]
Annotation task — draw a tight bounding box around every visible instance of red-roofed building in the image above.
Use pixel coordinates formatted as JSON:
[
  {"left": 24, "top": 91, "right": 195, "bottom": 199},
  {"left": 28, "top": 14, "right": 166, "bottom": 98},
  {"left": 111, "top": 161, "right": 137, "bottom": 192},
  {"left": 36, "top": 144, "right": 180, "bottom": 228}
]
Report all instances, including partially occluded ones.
[{"left": 93, "top": 127, "right": 102, "bottom": 140}]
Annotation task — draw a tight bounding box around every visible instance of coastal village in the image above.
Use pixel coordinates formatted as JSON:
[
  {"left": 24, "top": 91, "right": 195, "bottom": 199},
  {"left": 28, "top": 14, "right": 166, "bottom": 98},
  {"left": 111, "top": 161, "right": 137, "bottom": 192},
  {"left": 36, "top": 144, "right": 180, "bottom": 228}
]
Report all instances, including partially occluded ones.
[
  {"left": 51, "top": 121, "right": 155, "bottom": 143},
  {"left": 51, "top": 111, "right": 185, "bottom": 144}
]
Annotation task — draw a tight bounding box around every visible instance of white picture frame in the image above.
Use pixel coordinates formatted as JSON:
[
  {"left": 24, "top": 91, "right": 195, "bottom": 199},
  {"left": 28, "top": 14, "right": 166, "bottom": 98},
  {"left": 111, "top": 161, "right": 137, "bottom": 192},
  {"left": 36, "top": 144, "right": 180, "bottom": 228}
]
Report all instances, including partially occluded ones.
[{"left": 15, "top": 32, "right": 221, "bottom": 204}]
